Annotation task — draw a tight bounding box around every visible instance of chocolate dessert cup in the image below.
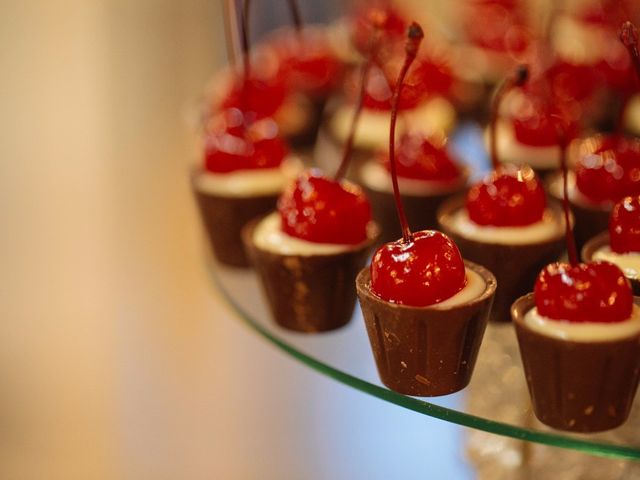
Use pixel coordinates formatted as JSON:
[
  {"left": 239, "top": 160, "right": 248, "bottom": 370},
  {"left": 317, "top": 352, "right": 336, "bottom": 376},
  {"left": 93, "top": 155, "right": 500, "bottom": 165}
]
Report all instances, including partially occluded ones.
[
  {"left": 512, "top": 293, "right": 640, "bottom": 432},
  {"left": 243, "top": 217, "right": 380, "bottom": 333},
  {"left": 356, "top": 262, "right": 496, "bottom": 397},
  {"left": 192, "top": 169, "right": 278, "bottom": 268},
  {"left": 582, "top": 232, "right": 640, "bottom": 296},
  {"left": 546, "top": 171, "right": 610, "bottom": 255},
  {"left": 437, "top": 196, "right": 566, "bottom": 322}
]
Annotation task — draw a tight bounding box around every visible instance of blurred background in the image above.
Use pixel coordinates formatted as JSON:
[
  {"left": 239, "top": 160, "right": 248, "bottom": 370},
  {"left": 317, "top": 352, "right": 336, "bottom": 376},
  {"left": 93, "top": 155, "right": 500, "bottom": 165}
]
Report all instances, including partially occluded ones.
[{"left": 1, "top": 0, "right": 637, "bottom": 479}]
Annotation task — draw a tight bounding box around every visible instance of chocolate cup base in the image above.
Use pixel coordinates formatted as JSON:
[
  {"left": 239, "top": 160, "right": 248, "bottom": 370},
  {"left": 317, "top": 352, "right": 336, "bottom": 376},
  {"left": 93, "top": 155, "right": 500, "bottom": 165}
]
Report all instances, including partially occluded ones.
[
  {"left": 356, "top": 262, "right": 496, "bottom": 397},
  {"left": 243, "top": 217, "right": 379, "bottom": 333},
  {"left": 364, "top": 187, "right": 465, "bottom": 245},
  {"left": 192, "top": 173, "right": 278, "bottom": 268},
  {"left": 582, "top": 232, "right": 640, "bottom": 296},
  {"left": 438, "top": 196, "right": 566, "bottom": 322},
  {"left": 284, "top": 96, "right": 327, "bottom": 150},
  {"left": 512, "top": 294, "right": 640, "bottom": 432}
]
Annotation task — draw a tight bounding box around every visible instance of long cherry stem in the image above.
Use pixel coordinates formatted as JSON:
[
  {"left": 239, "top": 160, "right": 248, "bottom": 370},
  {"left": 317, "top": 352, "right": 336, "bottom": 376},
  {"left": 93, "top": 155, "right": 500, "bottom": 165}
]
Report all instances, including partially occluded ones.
[
  {"left": 557, "top": 126, "right": 579, "bottom": 266},
  {"left": 617, "top": 21, "right": 640, "bottom": 132},
  {"left": 389, "top": 23, "right": 424, "bottom": 244},
  {"left": 334, "top": 18, "right": 383, "bottom": 180},
  {"left": 223, "top": 0, "right": 238, "bottom": 66},
  {"left": 286, "top": 0, "right": 303, "bottom": 32},
  {"left": 489, "top": 65, "right": 529, "bottom": 171}
]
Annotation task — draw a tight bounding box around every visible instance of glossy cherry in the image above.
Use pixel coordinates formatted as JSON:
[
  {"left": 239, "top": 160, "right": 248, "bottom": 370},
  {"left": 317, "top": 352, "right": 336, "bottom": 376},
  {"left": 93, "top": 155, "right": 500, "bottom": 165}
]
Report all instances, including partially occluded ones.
[
  {"left": 380, "top": 132, "right": 461, "bottom": 182},
  {"left": 278, "top": 170, "right": 371, "bottom": 245},
  {"left": 534, "top": 261, "right": 633, "bottom": 323},
  {"left": 610, "top": 195, "right": 640, "bottom": 253},
  {"left": 220, "top": 75, "right": 287, "bottom": 120},
  {"left": 204, "top": 109, "right": 287, "bottom": 173},
  {"left": 371, "top": 230, "right": 467, "bottom": 306},
  {"left": 575, "top": 135, "right": 640, "bottom": 204},
  {"left": 466, "top": 164, "right": 546, "bottom": 226},
  {"left": 464, "top": 0, "right": 530, "bottom": 55},
  {"left": 351, "top": 4, "right": 407, "bottom": 57},
  {"left": 368, "top": 22, "right": 467, "bottom": 306}
]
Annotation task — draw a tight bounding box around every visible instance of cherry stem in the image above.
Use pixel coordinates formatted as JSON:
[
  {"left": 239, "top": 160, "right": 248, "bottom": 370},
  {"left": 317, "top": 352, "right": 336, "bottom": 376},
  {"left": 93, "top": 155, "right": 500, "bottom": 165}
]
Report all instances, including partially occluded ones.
[
  {"left": 223, "top": 0, "right": 238, "bottom": 66},
  {"left": 334, "top": 18, "right": 384, "bottom": 181},
  {"left": 556, "top": 125, "right": 579, "bottom": 266},
  {"left": 286, "top": 0, "right": 303, "bottom": 32},
  {"left": 618, "top": 21, "right": 640, "bottom": 132},
  {"left": 389, "top": 22, "right": 424, "bottom": 244},
  {"left": 489, "top": 65, "right": 529, "bottom": 171}
]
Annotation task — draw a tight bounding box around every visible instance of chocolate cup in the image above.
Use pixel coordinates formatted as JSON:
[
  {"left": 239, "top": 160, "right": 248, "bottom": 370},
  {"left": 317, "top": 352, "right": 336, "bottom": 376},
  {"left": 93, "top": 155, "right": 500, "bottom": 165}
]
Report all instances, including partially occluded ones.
[
  {"left": 191, "top": 170, "right": 278, "bottom": 268},
  {"left": 512, "top": 294, "right": 640, "bottom": 432},
  {"left": 437, "top": 196, "right": 566, "bottom": 323},
  {"left": 243, "top": 217, "right": 380, "bottom": 333},
  {"left": 356, "top": 262, "right": 497, "bottom": 397},
  {"left": 582, "top": 232, "right": 640, "bottom": 296},
  {"left": 546, "top": 171, "right": 610, "bottom": 256}
]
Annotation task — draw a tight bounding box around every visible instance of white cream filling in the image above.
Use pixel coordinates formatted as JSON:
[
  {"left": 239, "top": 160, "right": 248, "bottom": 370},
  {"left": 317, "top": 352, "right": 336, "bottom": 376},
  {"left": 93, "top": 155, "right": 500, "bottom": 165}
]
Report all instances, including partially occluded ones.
[
  {"left": 252, "top": 211, "right": 373, "bottom": 255},
  {"left": 484, "top": 120, "right": 560, "bottom": 170},
  {"left": 433, "top": 269, "right": 486, "bottom": 309},
  {"left": 329, "top": 97, "right": 456, "bottom": 150},
  {"left": 552, "top": 15, "right": 606, "bottom": 65},
  {"left": 524, "top": 305, "right": 640, "bottom": 342},
  {"left": 624, "top": 94, "right": 640, "bottom": 136},
  {"left": 358, "top": 160, "right": 466, "bottom": 196},
  {"left": 449, "top": 209, "right": 563, "bottom": 245},
  {"left": 194, "top": 156, "right": 303, "bottom": 197},
  {"left": 593, "top": 246, "right": 640, "bottom": 280}
]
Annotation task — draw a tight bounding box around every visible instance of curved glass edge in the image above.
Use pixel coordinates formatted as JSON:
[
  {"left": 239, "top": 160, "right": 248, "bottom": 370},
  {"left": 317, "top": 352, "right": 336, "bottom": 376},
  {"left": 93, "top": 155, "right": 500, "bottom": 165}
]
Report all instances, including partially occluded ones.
[{"left": 210, "top": 268, "right": 640, "bottom": 461}]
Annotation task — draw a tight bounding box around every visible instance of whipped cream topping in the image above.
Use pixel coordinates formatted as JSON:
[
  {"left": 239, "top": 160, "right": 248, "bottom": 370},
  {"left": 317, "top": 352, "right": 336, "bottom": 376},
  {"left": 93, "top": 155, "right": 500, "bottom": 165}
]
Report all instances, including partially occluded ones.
[
  {"left": 329, "top": 97, "right": 456, "bottom": 151},
  {"left": 194, "top": 156, "right": 303, "bottom": 197},
  {"left": 592, "top": 246, "right": 640, "bottom": 280},
  {"left": 448, "top": 208, "right": 563, "bottom": 245},
  {"left": 523, "top": 305, "right": 640, "bottom": 342},
  {"left": 252, "top": 212, "right": 373, "bottom": 255},
  {"left": 358, "top": 161, "right": 466, "bottom": 196},
  {"left": 433, "top": 268, "right": 486, "bottom": 309},
  {"left": 485, "top": 120, "right": 560, "bottom": 170},
  {"left": 552, "top": 15, "right": 606, "bottom": 65}
]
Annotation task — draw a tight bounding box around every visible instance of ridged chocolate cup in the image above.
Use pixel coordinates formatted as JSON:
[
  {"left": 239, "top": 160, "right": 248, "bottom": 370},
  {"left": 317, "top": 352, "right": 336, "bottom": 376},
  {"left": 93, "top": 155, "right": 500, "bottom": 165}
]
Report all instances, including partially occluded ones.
[
  {"left": 356, "top": 262, "right": 496, "bottom": 397},
  {"left": 546, "top": 171, "right": 610, "bottom": 255},
  {"left": 437, "top": 196, "right": 566, "bottom": 322},
  {"left": 243, "top": 216, "right": 380, "bottom": 333},
  {"left": 362, "top": 170, "right": 469, "bottom": 245},
  {"left": 512, "top": 293, "right": 640, "bottom": 432},
  {"left": 191, "top": 169, "right": 278, "bottom": 268},
  {"left": 582, "top": 232, "right": 640, "bottom": 296}
]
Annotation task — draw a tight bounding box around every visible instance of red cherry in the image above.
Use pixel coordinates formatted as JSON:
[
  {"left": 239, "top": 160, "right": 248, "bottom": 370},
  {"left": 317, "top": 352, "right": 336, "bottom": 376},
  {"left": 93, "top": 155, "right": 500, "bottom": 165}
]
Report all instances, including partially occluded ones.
[
  {"left": 534, "top": 261, "right": 633, "bottom": 323},
  {"left": 610, "top": 195, "right": 640, "bottom": 253},
  {"left": 278, "top": 170, "right": 371, "bottom": 244},
  {"left": 465, "top": 1, "right": 530, "bottom": 55},
  {"left": 220, "top": 75, "right": 288, "bottom": 120},
  {"left": 380, "top": 132, "right": 462, "bottom": 182},
  {"left": 358, "top": 59, "right": 453, "bottom": 111},
  {"left": 271, "top": 30, "right": 344, "bottom": 96},
  {"left": 204, "top": 109, "right": 288, "bottom": 173},
  {"left": 466, "top": 164, "right": 546, "bottom": 226},
  {"left": 545, "top": 61, "right": 600, "bottom": 103},
  {"left": 351, "top": 5, "right": 407, "bottom": 56},
  {"left": 575, "top": 135, "right": 640, "bottom": 204},
  {"left": 370, "top": 230, "right": 467, "bottom": 306}
]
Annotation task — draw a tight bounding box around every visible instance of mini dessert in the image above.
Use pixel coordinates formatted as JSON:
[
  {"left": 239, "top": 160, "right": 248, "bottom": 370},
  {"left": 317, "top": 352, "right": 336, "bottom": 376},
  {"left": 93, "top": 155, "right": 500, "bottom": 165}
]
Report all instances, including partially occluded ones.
[
  {"left": 582, "top": 195, "right": 640, "bottom": 295},
  {"left": 243, "top": 33, "right": 380, "bottom": 332},
  {"left": 512, "top": 137, "right": 640, "bottom": 432},
  {"left": 356, "top": 23, "right": 496, "bottom": 396},
  {"left": 193, "top": 110, "right": 301, "bottom": 267},
  {"left": 360, "top": 123, "right": 467, "bottom": 244},
  {"left": 438, "top": 66, "right": 566, "bottom": 322}
]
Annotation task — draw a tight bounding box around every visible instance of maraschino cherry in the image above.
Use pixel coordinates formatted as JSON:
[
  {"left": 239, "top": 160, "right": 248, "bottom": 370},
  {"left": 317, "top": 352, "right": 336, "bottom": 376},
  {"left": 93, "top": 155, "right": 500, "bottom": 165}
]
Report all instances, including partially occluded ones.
[
  {"left": 534, "top": 119, "right": 633, "bottom": 324},
  {"left": 206, "top": 1, "right": 291, "bottom": 173},
  {"left": 351, "top": 4, "right": 407, "bottom": 58},
  {"left": 609, "top": 196, "right": 640, "bottom": 253},
  {"left": 369, "top": 23, "right": 467, "bottom": 306},
  {"left": 379, "top": 131, "right": 461, "bottom": 183},
  {"left": 466, "top": 65, "right": 547, "bottom": 226},
  {"left": 277, "top": 13, "right": 378, "bottom": 245}
]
